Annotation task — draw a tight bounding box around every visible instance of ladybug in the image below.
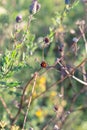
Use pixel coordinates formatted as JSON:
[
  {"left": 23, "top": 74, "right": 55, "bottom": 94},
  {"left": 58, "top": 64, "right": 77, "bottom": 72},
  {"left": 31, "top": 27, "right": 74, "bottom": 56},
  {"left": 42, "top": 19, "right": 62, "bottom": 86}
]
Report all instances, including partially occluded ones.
[{"left": 40, "top": 61, "right": 47, "bottom": 68}]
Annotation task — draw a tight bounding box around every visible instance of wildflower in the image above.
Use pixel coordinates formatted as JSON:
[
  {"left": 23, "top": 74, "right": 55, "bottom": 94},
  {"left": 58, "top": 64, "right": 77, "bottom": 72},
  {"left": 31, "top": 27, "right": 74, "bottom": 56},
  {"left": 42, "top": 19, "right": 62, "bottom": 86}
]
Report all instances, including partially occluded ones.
[
  {"left": 50, "top": 91, "right": 57, "bottom": 97},
  {"left": 36, "top": 3, "right": 41, "bottom": 12},
  {"left": 35, "top": 109, "right": 43, "bottom": 117},
  {"left": 37, "top": 76, "right": 46, "bottom": 92},
  {"left": 61, "top": 100, "right": 67, "bottom": 107},
  {"left": 16, "top": 15, "right": 22, "bottom": 23},
  {"left": 39, "top": 76, "right": 46, "bottom": 85},
  {"left": 29, "top": 0, "right": 41, "bottom": 14}
]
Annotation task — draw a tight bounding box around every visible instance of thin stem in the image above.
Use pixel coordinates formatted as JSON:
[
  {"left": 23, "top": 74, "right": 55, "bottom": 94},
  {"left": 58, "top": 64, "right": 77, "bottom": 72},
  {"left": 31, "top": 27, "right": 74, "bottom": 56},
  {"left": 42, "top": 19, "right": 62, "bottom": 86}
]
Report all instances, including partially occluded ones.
[
  {"left": 79, "top": 25, "right": 87, "bottom": 54},
  {"left": 72, "top": 75, "right": 87, "bottom": 85},
  {"left": 22, "top": 72, "right": 38, "bottom": 129},
  {"left": 12, "top": 74, "right": 35, "bottom": 124},
  {"left": 58, "top": 59, "right": 87, "bottom": 85},
  {"left": 0, "top": 96, "right": 13, "bottom": 119},
  {"left": 42, "top": 115, "right": 56, "bottom": 130}
]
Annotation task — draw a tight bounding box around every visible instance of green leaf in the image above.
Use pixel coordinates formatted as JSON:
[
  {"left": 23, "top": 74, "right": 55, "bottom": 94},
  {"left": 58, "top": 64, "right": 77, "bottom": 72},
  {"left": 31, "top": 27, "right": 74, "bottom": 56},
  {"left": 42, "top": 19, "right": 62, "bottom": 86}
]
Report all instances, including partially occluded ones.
[{"left": 6, "top": 81, "right": 21, "bottom": 87}]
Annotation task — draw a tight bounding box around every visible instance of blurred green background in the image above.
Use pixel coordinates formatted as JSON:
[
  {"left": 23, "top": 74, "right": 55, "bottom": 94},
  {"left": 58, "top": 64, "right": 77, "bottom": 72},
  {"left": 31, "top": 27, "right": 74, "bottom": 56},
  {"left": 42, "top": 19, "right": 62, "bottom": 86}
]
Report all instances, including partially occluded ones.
[{"left": 0, "top": 0, "right": 87, "bottom": 130}]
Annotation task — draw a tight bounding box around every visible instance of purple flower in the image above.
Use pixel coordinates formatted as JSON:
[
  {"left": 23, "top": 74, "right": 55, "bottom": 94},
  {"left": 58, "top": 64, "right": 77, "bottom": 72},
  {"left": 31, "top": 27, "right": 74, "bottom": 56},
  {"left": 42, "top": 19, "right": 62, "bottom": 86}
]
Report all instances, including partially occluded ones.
[
  {"left": 36, "top": 3, "right": 41, "bottom": 12},
  {"left": 29, "top": 0, "right": 41, "bottom": 14},
  {"left": 65, "top": 0, "right": 70, "bottom": 4},
  {"left": 16, "top": 15, "right": 22, "bottom": 23}
]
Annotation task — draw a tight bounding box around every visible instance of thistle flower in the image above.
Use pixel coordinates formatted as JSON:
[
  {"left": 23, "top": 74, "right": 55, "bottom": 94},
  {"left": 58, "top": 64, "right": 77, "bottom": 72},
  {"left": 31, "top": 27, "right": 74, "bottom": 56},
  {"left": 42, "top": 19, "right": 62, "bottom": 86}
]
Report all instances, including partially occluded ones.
[{"left": 29, "top": 0, "right": 41, "bottom": 14}]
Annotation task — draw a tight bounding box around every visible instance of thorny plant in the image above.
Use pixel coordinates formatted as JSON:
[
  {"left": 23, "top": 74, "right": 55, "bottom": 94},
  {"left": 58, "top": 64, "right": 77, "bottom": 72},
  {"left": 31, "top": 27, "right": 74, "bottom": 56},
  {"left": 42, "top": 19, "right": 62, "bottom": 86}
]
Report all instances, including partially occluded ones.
[{"left": 0, "top": 0, "right": 87, "bottom": 130}]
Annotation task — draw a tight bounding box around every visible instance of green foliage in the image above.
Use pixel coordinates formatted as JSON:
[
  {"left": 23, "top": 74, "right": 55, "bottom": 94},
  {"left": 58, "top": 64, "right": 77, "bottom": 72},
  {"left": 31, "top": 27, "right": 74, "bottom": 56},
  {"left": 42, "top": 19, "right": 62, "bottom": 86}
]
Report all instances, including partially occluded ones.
[{"left": 0, "top": 0, "right": 87, "bottom": 130}]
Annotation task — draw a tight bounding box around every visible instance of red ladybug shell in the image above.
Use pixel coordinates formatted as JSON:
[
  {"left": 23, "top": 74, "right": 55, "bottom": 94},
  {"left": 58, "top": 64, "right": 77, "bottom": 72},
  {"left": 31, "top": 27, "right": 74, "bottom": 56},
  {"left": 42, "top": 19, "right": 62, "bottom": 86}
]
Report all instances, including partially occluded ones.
[{"left": 40, "top": 61, "right": 47, "bottom": 68}]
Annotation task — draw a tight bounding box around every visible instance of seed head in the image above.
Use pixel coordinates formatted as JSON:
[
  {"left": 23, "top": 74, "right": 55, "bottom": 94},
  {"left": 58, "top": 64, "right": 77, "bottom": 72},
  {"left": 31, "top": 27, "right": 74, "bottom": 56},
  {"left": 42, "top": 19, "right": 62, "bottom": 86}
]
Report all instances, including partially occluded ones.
[
  {"left": 29, "top": 0, "right": 41, "bottom": 14},
  {"left": 36, "top": 3, "right": 41, "bottom": 12},
  {"left": 44, "top": 37, "right": 49, "bottom": 44}
]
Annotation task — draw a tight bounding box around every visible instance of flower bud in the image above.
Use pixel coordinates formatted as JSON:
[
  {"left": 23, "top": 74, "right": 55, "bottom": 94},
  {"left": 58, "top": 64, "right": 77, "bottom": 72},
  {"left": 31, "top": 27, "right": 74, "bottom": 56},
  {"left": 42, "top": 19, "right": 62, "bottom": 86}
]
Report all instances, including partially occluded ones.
[
  {"left": 29, "top": 0, "right": 41, "bottom": 14},
  {"left": 36, "top": 3, "right": 41, "bottom": 12},
  {"left": 44, "top": 37, "right": 49, "bottom": 44},
  {"left": 65, "top": 0, "right": 70, "bottom": 4},
  {"left": 16, "top": 15, "right": 22, "bottom": 23}
]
